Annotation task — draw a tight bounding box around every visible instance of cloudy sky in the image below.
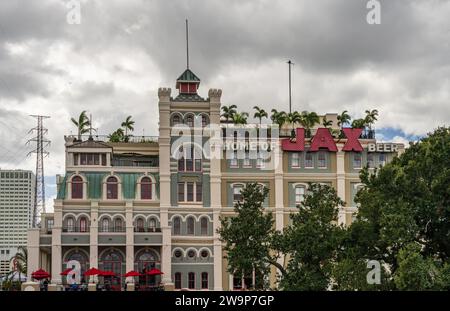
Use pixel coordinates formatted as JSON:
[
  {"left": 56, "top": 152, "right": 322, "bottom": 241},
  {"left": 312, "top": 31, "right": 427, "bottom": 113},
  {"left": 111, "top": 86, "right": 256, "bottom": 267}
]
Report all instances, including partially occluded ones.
[{"left": 0, "top": 0, "right": 449, "bottom": 211}]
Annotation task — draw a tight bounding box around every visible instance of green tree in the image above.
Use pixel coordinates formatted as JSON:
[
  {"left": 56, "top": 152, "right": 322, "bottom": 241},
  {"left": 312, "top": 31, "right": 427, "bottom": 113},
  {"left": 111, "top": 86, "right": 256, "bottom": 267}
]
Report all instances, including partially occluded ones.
[
  {"left": 277, "top": 183, "right": 345, "bottom": 290},
  {"left": 221, "top": 105, "right": 237, "bottom": 123},
  {"left": 301, "top": 111, "right": 320, "bottom": 138},
  {"left": 71, "top": 110, "right": 90, "bottom": 140},
  {"left": 270, "top": 109, "right": 287, "bottom": 130},
  {"left": 121, "top": 115, "right": 135, "bottom": 141},
  {"left": 218, "top": 183, "right": 276, "bottom": 290},
  {"left": 286, "top": 111, "right": 302, "bottom": 138},
  {"left": 231, "top": 112, "right": 249, "bottom": 125},
  {"left": 108, "top": 128, "right": 125, "bottom": 142},
  {"left": 253, "top": 106, "right": 268, "bottom": 127},
  {"left": 337, "top": 110, "right": 351, "bottom": 129},
  {"left": 364, "top": 109, "right": 379, "bottom": 132}
]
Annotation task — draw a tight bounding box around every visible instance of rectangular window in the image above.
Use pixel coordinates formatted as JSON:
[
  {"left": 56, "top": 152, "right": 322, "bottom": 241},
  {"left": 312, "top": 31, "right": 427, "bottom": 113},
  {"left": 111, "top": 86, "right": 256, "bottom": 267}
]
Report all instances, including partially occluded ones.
[
  {"left": 305, "top": 152, "right": 313, "bottom": 168},
  {"left": 201, "top": 273, "right": 208, "bottom": 289},
  {"left": 73, "top": 153, "right": 79, "bottom": 166},
  {"left": 379, "top": 154, "right": 386, "bottom": 166},
  {"left": 318, "top": 152, "right": 326, "bottom": 168},
  {"left": 178, "top": 183, "right": 185, "bottom": 202},
  {"left": 101, "top": 154, "right": 107, "bottom": 166},
  {"left": 196, "top": 183, "right": 203, "bottom": 202},
  {"left": 174, "top": 273, "right": 182, "bottom": 289},
  {"left": 80, "top": 153, "right": 87, "bottom": 165},
  {"left": 94, "top": 154, "right": 100, "bottom": 165},
  {"left": 87, "top": 153, "right": 94, "bottom": 165},
  {"left": 295, "top": 186, "right": 305, "bottom": 204},
  {"left": 353, "top": 153, "right": 362, "bottom": 169},
  {"left": 186, "top": 158, "right": 193, "bottom": 171},
  {"left": 187, "top": 182, "right": 194, "bottom": 202},
  {"left": 188, "top": 273, "right": 195, "bottom": 289},
  {"left": 367, "top": 153, "right": 374, "bottom": 168},
  {"left": 233, "top": 186, "right": 243, "bottom": 202},
  {"left": 195, "top": 159, "right": 202, "bottom": 171},
  {"left": 291, "top": 153, "right": 300, "bottom": 168},
  {"left": 230, "top": 151, "right": 238, "bottom": 168}
]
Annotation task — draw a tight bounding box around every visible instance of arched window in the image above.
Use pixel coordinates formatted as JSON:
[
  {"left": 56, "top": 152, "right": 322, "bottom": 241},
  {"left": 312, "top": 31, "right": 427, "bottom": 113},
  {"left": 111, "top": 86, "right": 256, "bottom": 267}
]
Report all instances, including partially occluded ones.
[
  {"left": 295, "top": 186, "right": 305, "bottom": 205},
  {"left": 136, "top": 218, "right": 145, "bottom": 232},
  {"left": 79, "top": 216, "right": 88, "bottom": 233},
  {"left": 200, "top": 217, "right": 208, "bottom": 235},
  {"left": 172, "top": 115, "right": 181, "bottom": 126},
  {"left": 188, "top": 272, "right": 195, "bottom": 289},
  {"left": 140, "top": 177, "right": 152, "bottom": 200},
  {"left": 71, "top": 176, "right": 83, "bottom": 199},
  {"left": 186, "top": 115, "right": 194, "bottom": 128},
  {"left": 66, "top": 217, "right": 75, "bottom": 232},
  {"left": 148, "top": 218, "right": 157, "bottom": 232},
  {"left": 114, "top": 218, "right": 123, "bottom": 232},
  {"left": 201, "top": 272, "right": 208, "bottom": 289},
  {"left": 201, "top": 115, "right": 208, "bottom": 127},
  {"left": 174, "top": 272, "right": 182, "bottom": 289},
  {"left": 173, "top": 217, "right": 181, "bottom": 235},
  {"left": 101, "top": 218, "right": 110, "bottom": 232},
  {"left": 106, "top": 176, "right": 118, "bottom": 199},
  {"left": 187, "top": 217, "right": 195, "bottom": 235}
]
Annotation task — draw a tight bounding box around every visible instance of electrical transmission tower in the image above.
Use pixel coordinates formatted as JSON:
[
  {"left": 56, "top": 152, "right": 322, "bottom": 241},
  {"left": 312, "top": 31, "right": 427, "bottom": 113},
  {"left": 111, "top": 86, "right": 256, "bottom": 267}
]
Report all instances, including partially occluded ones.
[{"left": 27, "top": 115, "right": 50, "bottom": 228}]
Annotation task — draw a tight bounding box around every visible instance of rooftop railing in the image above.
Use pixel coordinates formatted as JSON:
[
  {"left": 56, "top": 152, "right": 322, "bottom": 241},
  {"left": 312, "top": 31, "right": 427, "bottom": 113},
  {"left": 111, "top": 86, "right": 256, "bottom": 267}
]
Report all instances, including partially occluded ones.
[{"left": 73, "top": 135, "right": 159, "bottom": 144}]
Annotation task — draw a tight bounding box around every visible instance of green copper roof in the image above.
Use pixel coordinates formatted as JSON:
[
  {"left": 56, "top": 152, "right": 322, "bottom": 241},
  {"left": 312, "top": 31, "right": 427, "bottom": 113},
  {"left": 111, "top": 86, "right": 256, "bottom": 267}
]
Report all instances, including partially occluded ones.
[{"left": 176, "top": 69, "right": 200, "bottom": 82}]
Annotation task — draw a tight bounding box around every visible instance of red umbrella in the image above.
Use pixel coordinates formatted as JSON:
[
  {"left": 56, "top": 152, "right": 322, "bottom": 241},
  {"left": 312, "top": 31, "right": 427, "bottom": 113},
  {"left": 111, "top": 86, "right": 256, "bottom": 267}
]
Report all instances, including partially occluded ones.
[
  {"left": 84, "top": 267, "right": 101, "bottom": 276},
  {"left": 32, "top": 268, "right": 51, "bottom": 280},
  {"left": 146, "top": 268, "right": 164, "bottom": 276},
  {"left": 123, "top": 271, "right": 142, "bottom": 277},
  {"left": 60, "top": 268, "right": 73, "bottom": 276}
]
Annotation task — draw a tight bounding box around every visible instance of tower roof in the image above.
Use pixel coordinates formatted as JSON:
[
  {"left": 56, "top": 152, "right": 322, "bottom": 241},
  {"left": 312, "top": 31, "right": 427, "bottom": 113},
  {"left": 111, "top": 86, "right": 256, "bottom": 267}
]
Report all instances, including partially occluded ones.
[{"left": 176, "top": 69, "right": 200, "bottom": 84}]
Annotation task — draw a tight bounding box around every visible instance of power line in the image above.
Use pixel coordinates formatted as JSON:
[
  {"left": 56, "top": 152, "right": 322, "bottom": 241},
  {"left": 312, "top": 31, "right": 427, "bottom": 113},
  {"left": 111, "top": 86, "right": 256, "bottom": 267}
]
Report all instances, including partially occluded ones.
[{"left": 27, "top": 115, "right": 51, "bottom": 228}]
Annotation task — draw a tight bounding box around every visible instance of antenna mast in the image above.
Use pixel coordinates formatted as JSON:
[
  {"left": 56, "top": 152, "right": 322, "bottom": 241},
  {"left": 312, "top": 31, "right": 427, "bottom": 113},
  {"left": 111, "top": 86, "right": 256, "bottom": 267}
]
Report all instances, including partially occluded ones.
[
  {"left": 27, "top": 115, "right": 50, "bottom": 228},
  {"left": 287, "top": 60, "right": 294, "bottom": 113},
  {"left": 186, "top": 19, "right": 190, "bottom": 69}
]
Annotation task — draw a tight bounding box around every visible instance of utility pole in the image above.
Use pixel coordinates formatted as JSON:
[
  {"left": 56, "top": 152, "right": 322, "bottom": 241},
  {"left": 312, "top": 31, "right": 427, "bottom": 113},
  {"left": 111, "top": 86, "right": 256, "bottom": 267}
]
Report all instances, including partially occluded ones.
[
  {"left": 27, "top": 115, "right": 50, "bottom": 228},
  {"left": 287, "top": 60, "right": 294, "bottom": 113}
]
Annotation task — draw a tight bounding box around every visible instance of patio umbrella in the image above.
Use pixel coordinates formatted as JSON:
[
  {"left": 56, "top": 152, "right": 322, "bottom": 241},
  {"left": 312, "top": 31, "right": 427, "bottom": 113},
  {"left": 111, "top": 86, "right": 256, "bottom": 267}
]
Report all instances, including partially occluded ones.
[
  {"left": 84, "top": 267, "right": 101, "bottom": 282},
  {"left": 31, "top": 268, "right": 51, "bottom": 280},
  {"left": 60, "top": 268, "right": 73, "bottom": 276},
  {"left": 146, "top": 268, "right": 164, "bottom": 276},
  {"left": 123, "top": 271, "right": 142, "bottom": 277}
]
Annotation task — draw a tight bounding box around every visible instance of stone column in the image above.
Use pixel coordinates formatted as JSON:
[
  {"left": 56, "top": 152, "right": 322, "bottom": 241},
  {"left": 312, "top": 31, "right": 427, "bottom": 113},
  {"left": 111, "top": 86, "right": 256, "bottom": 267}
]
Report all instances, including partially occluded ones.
[
  {"left": 90, "top": 201, "right": 99, "bottom": 280},
  {"left": 125, "top": 201, "right": 134, "bottom": 281},
  {"left": 51, "top": 202, "right": 63, "bottom": 284},
  {"left": 273, "top": 140, "right": 285, "bottom": 279},
  {"left": 158, "top": 88, "right": 173, "bottom": 287},
  {"left": 336, "top": 148, "right": 346, "bottom": 226},
  {"left": 27, "top": 228, "right": 40, "bottom": 281},
  {"left": 209, "top": 89, "right": 223, "bottom": 290}
]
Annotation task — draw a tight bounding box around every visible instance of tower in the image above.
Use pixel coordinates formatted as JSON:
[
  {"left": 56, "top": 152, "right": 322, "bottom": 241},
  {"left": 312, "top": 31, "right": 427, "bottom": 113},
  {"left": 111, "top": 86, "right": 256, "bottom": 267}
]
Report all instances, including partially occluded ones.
[{"left": 27, "top": 115, "right": 50, "bottom": 228}]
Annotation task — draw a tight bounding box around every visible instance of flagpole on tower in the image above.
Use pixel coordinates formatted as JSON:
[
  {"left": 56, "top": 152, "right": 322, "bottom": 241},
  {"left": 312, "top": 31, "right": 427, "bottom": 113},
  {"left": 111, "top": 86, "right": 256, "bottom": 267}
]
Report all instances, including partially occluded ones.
[
  {"left": 186, "top": 19, "right": 190, "bottom": 69},
  {"left": 287, "top": 60, "right": 294, "bottom": 113}
]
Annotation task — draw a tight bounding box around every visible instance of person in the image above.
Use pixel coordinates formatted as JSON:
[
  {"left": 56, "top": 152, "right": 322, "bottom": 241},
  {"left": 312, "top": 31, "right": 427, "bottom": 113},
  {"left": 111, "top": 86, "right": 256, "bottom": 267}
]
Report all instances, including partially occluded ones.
[
  {"left": 80, "top": 278, "right": 87, "bottom": 291},
  {"left": 43, "top": 279, "right": 49, "bottom": 291}
]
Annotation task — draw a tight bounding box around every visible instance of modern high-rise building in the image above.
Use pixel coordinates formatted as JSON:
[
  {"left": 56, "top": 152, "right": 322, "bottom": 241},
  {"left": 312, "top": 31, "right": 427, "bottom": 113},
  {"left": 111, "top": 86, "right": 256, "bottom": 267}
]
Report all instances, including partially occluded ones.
[
  {"left": 0, "top": 169, "right": 35, "bottom": 276},
  {"left": 27, "top": 67, "right": 404, "bottom": 290}
]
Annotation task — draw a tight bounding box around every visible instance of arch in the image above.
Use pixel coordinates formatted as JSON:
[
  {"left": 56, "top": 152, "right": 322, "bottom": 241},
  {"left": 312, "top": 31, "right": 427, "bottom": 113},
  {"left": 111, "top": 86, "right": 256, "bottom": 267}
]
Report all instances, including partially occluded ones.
[
  {"left": 170, "top": 112, "right": 184, "bottom": 126},
  {"left": 135, "top": 217, "right": 145, "bottom": 232},
  {"left": 70, "top": 175, "right": 85, "bottom": 199},
  {"left": 198, "top": 113, "right": 210, "bottom": 127},
  {"left": 63, "top": 213, "right": 78, "bottom": 222},
  {"left": 198, "top": 214, "right": 212, "bottom": 222},
  {"left": 185, "top": 247, "right": 198, "bottom": 258},
  {"left": 76, "top": 213, "right": 91, "bottom": 221},
  {"left": 63, "top": 248, "right": 90, "bottom": 263},
  {"left": 172, "top": 216, "right": 182, "bottom": 235},
  {"left": 146, "top": 214, "right": 161, "bottom": 222},
  {"left": 133, "top": 214, "right": 147, "bottom": 222},
  {"left": 138, "top": 175, "right": 156, "bottom": 200},
  {"left": 104, "top": 174, "right": 121, "bottom": 200},
  {"left": 198, "top": 247, "right": 213, "bottom": 258},
  {"left": 169, "top": 214, "right": 185, "bottom": 222},
  {"left": 111, "top": 213, "right": 126, "bottom": 222},
  {"left": 135, "top": 247, "right": 160, "bottom": 262},
  {"left": 99, "top": 247, "right": 126, "bottom": 262},
  {"left": 172, "top": 247, "right": 186, "bottom": 258},
  {"left": 199, "top": 217, "right": 209, "bottom": 235}
]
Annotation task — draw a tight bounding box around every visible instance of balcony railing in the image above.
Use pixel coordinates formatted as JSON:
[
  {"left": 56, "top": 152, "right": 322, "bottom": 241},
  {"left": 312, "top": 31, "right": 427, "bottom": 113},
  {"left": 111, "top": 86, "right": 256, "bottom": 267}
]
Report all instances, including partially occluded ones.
[
  {"left": 76, "top": 135, "right": 158, "bottom": 144},
  {"left": 62, "top": 226, "right": 90, "bottom": 233},
  {"left": 40, "top": 228, "right": 53, "bottom": 234},
  {"left": 134, "top": 227, "right": 161, "bottom": 233},
  {"left": 98, "top": 226, "right": 126, "bottom": 233}
]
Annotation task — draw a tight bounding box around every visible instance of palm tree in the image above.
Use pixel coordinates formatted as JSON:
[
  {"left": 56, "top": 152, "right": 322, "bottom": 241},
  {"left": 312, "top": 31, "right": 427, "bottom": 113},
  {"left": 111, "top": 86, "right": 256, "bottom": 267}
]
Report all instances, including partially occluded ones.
[
  {"left": 351, "top": 118, "right": 366, "bottom": 129},
  {"left": 10, "top": 246, "right": 27, "bottom": 288},
  {"left": 287, "top": 111, "right": 303, "bottom": 137},
  {"left": 231, "top": 112, "right": 248, "bottom": 125},
  {"left": 322, "top": 116, "right": 333, "bottom": 128},
  {"left": 71, "top": 111, "right": 90, "bottom": 141},
  {"left": 337, "top": 110, "right": 351, "bottom": 129},
  {"left": 108, "top": 128, "right": 125, "bottom": 142},
  {"left": 301, "top": 111, "right": 320, "bottom": 138},
  {"left": 253, "top": 106, "right": 268, "bottom": 127},
  {"left": 221, "top": 105, "right": 237, "bottom": 123},
  {"left": 121, "top": 115, "right": 135, "bottom": 138},
  {"left": 364, "top": 109, "right": 379, "bottom": 132},
  {"left": 270, "top": 109, "right": 287, "bottom": 130}
]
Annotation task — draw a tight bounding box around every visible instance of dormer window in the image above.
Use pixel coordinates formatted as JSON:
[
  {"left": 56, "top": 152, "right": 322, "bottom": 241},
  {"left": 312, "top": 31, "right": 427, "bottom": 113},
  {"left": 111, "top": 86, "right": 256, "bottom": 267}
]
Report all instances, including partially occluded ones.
[{"left": 74, "top": 153, "right": 107, "bottom": 166}]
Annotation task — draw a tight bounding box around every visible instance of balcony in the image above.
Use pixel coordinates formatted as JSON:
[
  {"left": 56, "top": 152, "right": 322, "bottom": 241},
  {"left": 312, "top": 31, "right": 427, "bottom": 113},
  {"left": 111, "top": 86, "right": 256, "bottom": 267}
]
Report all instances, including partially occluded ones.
[
  {"left": 98, "top": 226, "right": 126, "bottom": 233},
  {"left": 40, "top": 227, "right": 53, "bottom": 235},
  {"left": 62, "top": 226, "right": 90, "bottom": 233},
  {"left": 134, "top": 227, "right": 161, "bottom": 233}
]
